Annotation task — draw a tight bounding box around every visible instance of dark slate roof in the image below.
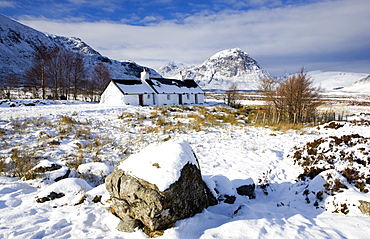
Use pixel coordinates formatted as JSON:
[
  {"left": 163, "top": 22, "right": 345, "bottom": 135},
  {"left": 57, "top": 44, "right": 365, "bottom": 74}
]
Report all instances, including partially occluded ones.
[
  {"left": 145, "top": 78, "right": 203, "bottom": 94},
  {"left": 112, "top": 79, "right": 156, "bottom": 94}
]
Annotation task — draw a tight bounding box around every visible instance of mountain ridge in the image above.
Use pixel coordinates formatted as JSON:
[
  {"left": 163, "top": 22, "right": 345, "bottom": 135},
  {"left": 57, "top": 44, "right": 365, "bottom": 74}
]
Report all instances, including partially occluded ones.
[{"left": 0, "top": 14, "right": 160, "bottom": 83}]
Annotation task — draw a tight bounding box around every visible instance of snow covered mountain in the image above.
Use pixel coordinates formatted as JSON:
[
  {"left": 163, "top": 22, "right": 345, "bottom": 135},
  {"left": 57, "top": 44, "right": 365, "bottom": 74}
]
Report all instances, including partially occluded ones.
[
  {"left": 308, "top": 71, "right": 369, "bottom": 92},
  {"left": 0, "top": 14, "right": 160, "bottom": 83},
  {"left": 164, "top": 48, "right": 269, "bottom": 91},
  {"left": 158, "top": 61, "right": 192, "bottom": 78},
  {"left": 342, "top": 74, "right": 370, "bottom": 93}
]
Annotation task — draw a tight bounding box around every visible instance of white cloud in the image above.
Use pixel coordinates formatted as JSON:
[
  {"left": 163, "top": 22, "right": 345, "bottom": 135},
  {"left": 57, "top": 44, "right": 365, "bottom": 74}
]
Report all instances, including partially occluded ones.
[
  {"left": 0, "top": 0, "right": 16, "bottom": 8},
  {"left": 18, "top": 0, "right": 370, "bottom": 75}
]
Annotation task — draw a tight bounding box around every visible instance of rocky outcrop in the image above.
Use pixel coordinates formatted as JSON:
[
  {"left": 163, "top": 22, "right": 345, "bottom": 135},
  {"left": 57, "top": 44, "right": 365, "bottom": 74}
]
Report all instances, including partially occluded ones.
[
  {"left": 105, "top": 140, "right": 256, "bottom": 236},
  {"left": 106, "top": 163, "right": 212, "bottom": 236},
  {"left": 105, "top": 141, "right": 216, "bottom": 236}
]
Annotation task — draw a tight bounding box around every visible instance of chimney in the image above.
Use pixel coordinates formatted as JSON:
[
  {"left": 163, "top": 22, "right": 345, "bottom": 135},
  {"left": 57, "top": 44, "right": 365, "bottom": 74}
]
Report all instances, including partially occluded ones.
[
  {"left": 141, "top": 68, "right": 150, "bottom": 81},
  {"left": 178, "top": 71, "right": 184, "bottom": 81}
]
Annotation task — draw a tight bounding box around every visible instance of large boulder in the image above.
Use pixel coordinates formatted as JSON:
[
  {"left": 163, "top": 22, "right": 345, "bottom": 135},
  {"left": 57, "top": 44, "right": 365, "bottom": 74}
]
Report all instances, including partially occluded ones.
[{"left": 105, "top": 140, "right": 214, "bottom": 236}]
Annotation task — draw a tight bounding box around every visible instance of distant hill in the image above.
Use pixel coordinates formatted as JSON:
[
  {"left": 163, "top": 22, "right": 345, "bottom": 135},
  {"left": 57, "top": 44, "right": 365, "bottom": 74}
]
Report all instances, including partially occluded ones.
[
  {"left": 308, "top": 71, "right": 369, "bottom": 92},
  {"left": 342, "top": 74, "right": 370, "bottom": 93},
  {"left": 0, "top": 14, "right": 160, "bottom": 84}
]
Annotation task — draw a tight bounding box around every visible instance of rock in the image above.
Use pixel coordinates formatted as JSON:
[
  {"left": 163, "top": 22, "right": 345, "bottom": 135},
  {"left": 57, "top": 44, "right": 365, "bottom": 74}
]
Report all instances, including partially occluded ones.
[
  {"left": 116, "top": 215, "right": 143, "bottom": 233},
  {"left": 359, "top": 200, "right": 370, "bottom": 215},
  {"left": 35, "top": 178, "right": 92, "bottom": 206},
  {"left": 31, "top": 160, "right": 70, "bottom": 182},
  {"left": 236, "top": 184, "right": 256, "bottom": 199},
  {"left": 105, "top": 140, "right": 212, "bottom": 236},
  {"left": 210, "top": 175, "right": 236, "bottom": 204},
  {"left": 54, "top": 169, "right": 70, "bottom": 182},
  {"left": 232, "top": 178, "right": 256, "bottom": 199},
  {"left": 33, "top": 163, "right": 62, "bottom": 173},
  {"left": 106, "top": 163, "right": 211, "bottom": 235},
  {"left": 36, "top": 191, "right": 65, "bottom": 203}
]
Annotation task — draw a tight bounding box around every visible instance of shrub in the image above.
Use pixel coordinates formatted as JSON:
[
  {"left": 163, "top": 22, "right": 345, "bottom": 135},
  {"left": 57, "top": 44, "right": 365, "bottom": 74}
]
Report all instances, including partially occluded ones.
[
  {"left": 291, "top": 134, "right": 370, "bottom": 193},
  {"left": 263, "top": 68, "right": 321, "bottom": 124},
  {"left": 0, "top": 158, "right": 6, "bottom": 173}
]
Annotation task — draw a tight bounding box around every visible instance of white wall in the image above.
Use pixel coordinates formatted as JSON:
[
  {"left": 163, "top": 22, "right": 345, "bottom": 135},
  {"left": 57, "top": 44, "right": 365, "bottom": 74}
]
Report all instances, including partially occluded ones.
[
  {"left": 196, "top": 93, "right": 205, "bottom": 104},
  {"left": 122, "top": 94, "right": 138, "bottom": 105},
  {"left": 156, "top": 94, "right": 178, "bottom": 106},
  {"left": 101, "top": 82, "right": 204, "bottom": 106},
  {"left": 122, "top": 94, "right": 155, "bottom": 106},
  {"left": 100, "top": 83, "right": 156, "bottom": 106},
  {"left": 178, "top": 93, "right": 205, "bottom": 105},
  {"left": 100, "top": 82, "right": 125, "bottom": 105},
  {"left": 143, "top": 93, "right": 155, "bottom": 106}
]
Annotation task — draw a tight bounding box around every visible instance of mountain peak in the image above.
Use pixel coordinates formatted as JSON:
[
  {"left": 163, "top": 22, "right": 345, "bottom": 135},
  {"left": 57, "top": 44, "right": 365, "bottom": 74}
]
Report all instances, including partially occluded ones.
[
  {"left": 209, "top": 48, "right": 248, "bottom": 60},
  {"left": 176, "top": 48, "right": 268, "bottom": 90}
]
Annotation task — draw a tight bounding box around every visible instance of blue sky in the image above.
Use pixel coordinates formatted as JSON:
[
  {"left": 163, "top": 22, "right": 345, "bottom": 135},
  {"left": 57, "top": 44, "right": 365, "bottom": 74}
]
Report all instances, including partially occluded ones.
[{"left": 1, "top": 0, "right": 369, "bottom": 75}]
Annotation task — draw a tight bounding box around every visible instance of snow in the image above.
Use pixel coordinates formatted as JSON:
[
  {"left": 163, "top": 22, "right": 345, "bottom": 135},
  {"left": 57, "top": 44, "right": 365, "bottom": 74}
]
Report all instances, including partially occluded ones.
[
  {"left": 77, "top": 162, "right": 114, "bottom": 177},
  {"left": 309, "top": 70, "right": 368, "bottom": 91},
  {"left": 176, "top": 48, "right": 268, "bottom": 90},
  {"left": 115, "top": 80, "right": 156, "bottom": 94},
  {"left": 0, "top": 99, "right": 370, "bottom": 238},
  {"left": 36, "top": 178, "right": 92, "bottom": 206},
  {"left": 208, "top": 48, "right": 249, "bottom": 60},
  {"left": 118, "top": 140, "right": 199, "bottom": 191}
]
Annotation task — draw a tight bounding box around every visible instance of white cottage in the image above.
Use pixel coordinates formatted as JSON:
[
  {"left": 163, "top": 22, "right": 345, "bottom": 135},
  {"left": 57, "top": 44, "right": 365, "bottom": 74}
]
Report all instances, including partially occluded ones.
[{"left": 100, "top": 70, "right": 204, "bottom": 106}]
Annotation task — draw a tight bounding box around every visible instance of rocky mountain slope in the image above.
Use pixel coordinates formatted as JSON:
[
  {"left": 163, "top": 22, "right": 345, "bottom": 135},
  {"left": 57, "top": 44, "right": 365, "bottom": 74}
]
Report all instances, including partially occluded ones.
[
  {"left": 158, "top": 61, "right": 192, "bottom": 78},
  {"left": 160, "top": 48, "right": 269, "bottom": 91},
  {"left": 0, "top": 14, "right": 160, "bottom": 83}
]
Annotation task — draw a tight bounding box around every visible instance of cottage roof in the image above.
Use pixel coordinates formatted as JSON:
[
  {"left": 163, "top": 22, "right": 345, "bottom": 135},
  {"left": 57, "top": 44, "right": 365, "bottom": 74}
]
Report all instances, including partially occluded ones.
[
  {"left": 146, "top": 78, "right": 203, "bottom": 94},
  {"left": 112, "top": 79, "right": 156, "bottom": 94}
]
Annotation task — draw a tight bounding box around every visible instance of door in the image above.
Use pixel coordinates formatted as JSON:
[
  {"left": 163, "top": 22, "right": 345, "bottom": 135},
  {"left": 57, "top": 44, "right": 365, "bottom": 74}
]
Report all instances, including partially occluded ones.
[
  {"left": 138, "top": 94, "right": 143, "bottom": 106},
  {"left": 179, "top": 94, "right": 183, "bottom": 105}
]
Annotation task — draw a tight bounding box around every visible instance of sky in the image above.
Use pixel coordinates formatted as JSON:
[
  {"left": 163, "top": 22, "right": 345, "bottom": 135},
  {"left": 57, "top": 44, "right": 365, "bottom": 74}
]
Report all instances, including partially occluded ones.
[{"left": 1, "top": 0, "right": 369, "bottom": 76}]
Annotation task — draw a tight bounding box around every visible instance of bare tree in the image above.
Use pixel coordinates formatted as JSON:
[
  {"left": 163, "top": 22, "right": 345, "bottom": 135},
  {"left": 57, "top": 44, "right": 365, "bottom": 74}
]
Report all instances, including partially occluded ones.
[
  {"left": 92, "top": 63, "right": 111, "bottom": 101},
  {"left": 259, "top": 76, "right": 276, "bottom": 93},
  {"left": 266, "top": 68, "right": 321, "bottom": 124},
  {"left": 0, "top": 74, "right": 20, "bottom": 99},
  {"left": 24, "top": 46, "right": 60, "bottom": 99},
  {"left": 226, "top": 82, "right": 243, "bottom": 108},
  {"left": 24, "top": 63, "right": 42, "bottom": 98},
  {"left": 70, "top": 53, "right": 87, "bottom": 100}
]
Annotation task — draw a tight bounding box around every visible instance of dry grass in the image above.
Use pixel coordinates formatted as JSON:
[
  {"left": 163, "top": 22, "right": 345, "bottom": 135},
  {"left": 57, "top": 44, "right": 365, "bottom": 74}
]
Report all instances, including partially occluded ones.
[
  {"left": 7, "top": 148, "right": 40, "bottom": 179},
  {"left": 59, "top": 115, "right": 75, "bottom": 125},
  {"left": 65, "top": 153, "right": 84, "bottom": 171},
  {"left": 75, "top": 127, "right": 91, "bottom": 139}
]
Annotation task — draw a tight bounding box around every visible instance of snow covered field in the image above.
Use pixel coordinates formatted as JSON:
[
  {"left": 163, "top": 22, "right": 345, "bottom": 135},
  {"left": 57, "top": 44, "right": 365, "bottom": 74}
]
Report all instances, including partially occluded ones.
[{"left": 0, "top": 99, "right": 369, "bottom": 238}]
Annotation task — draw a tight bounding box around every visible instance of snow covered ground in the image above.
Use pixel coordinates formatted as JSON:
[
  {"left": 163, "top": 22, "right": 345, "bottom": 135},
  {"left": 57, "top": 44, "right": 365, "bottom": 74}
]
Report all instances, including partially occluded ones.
[{"left": 0, "top": 99, "right": 369, "bottom": 238}]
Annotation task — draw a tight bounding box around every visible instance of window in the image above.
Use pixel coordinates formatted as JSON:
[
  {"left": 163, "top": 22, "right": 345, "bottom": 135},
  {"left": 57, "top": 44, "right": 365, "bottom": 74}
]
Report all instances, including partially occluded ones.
[
  {"left": 187, "top": 94, "right": 190, "bottom": 100},
  {"left": 147, "top": 94, "right": 151, "bottom": 99},
  {"left": 167, "top": 94, "right": 171, "bottom": 100}
]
